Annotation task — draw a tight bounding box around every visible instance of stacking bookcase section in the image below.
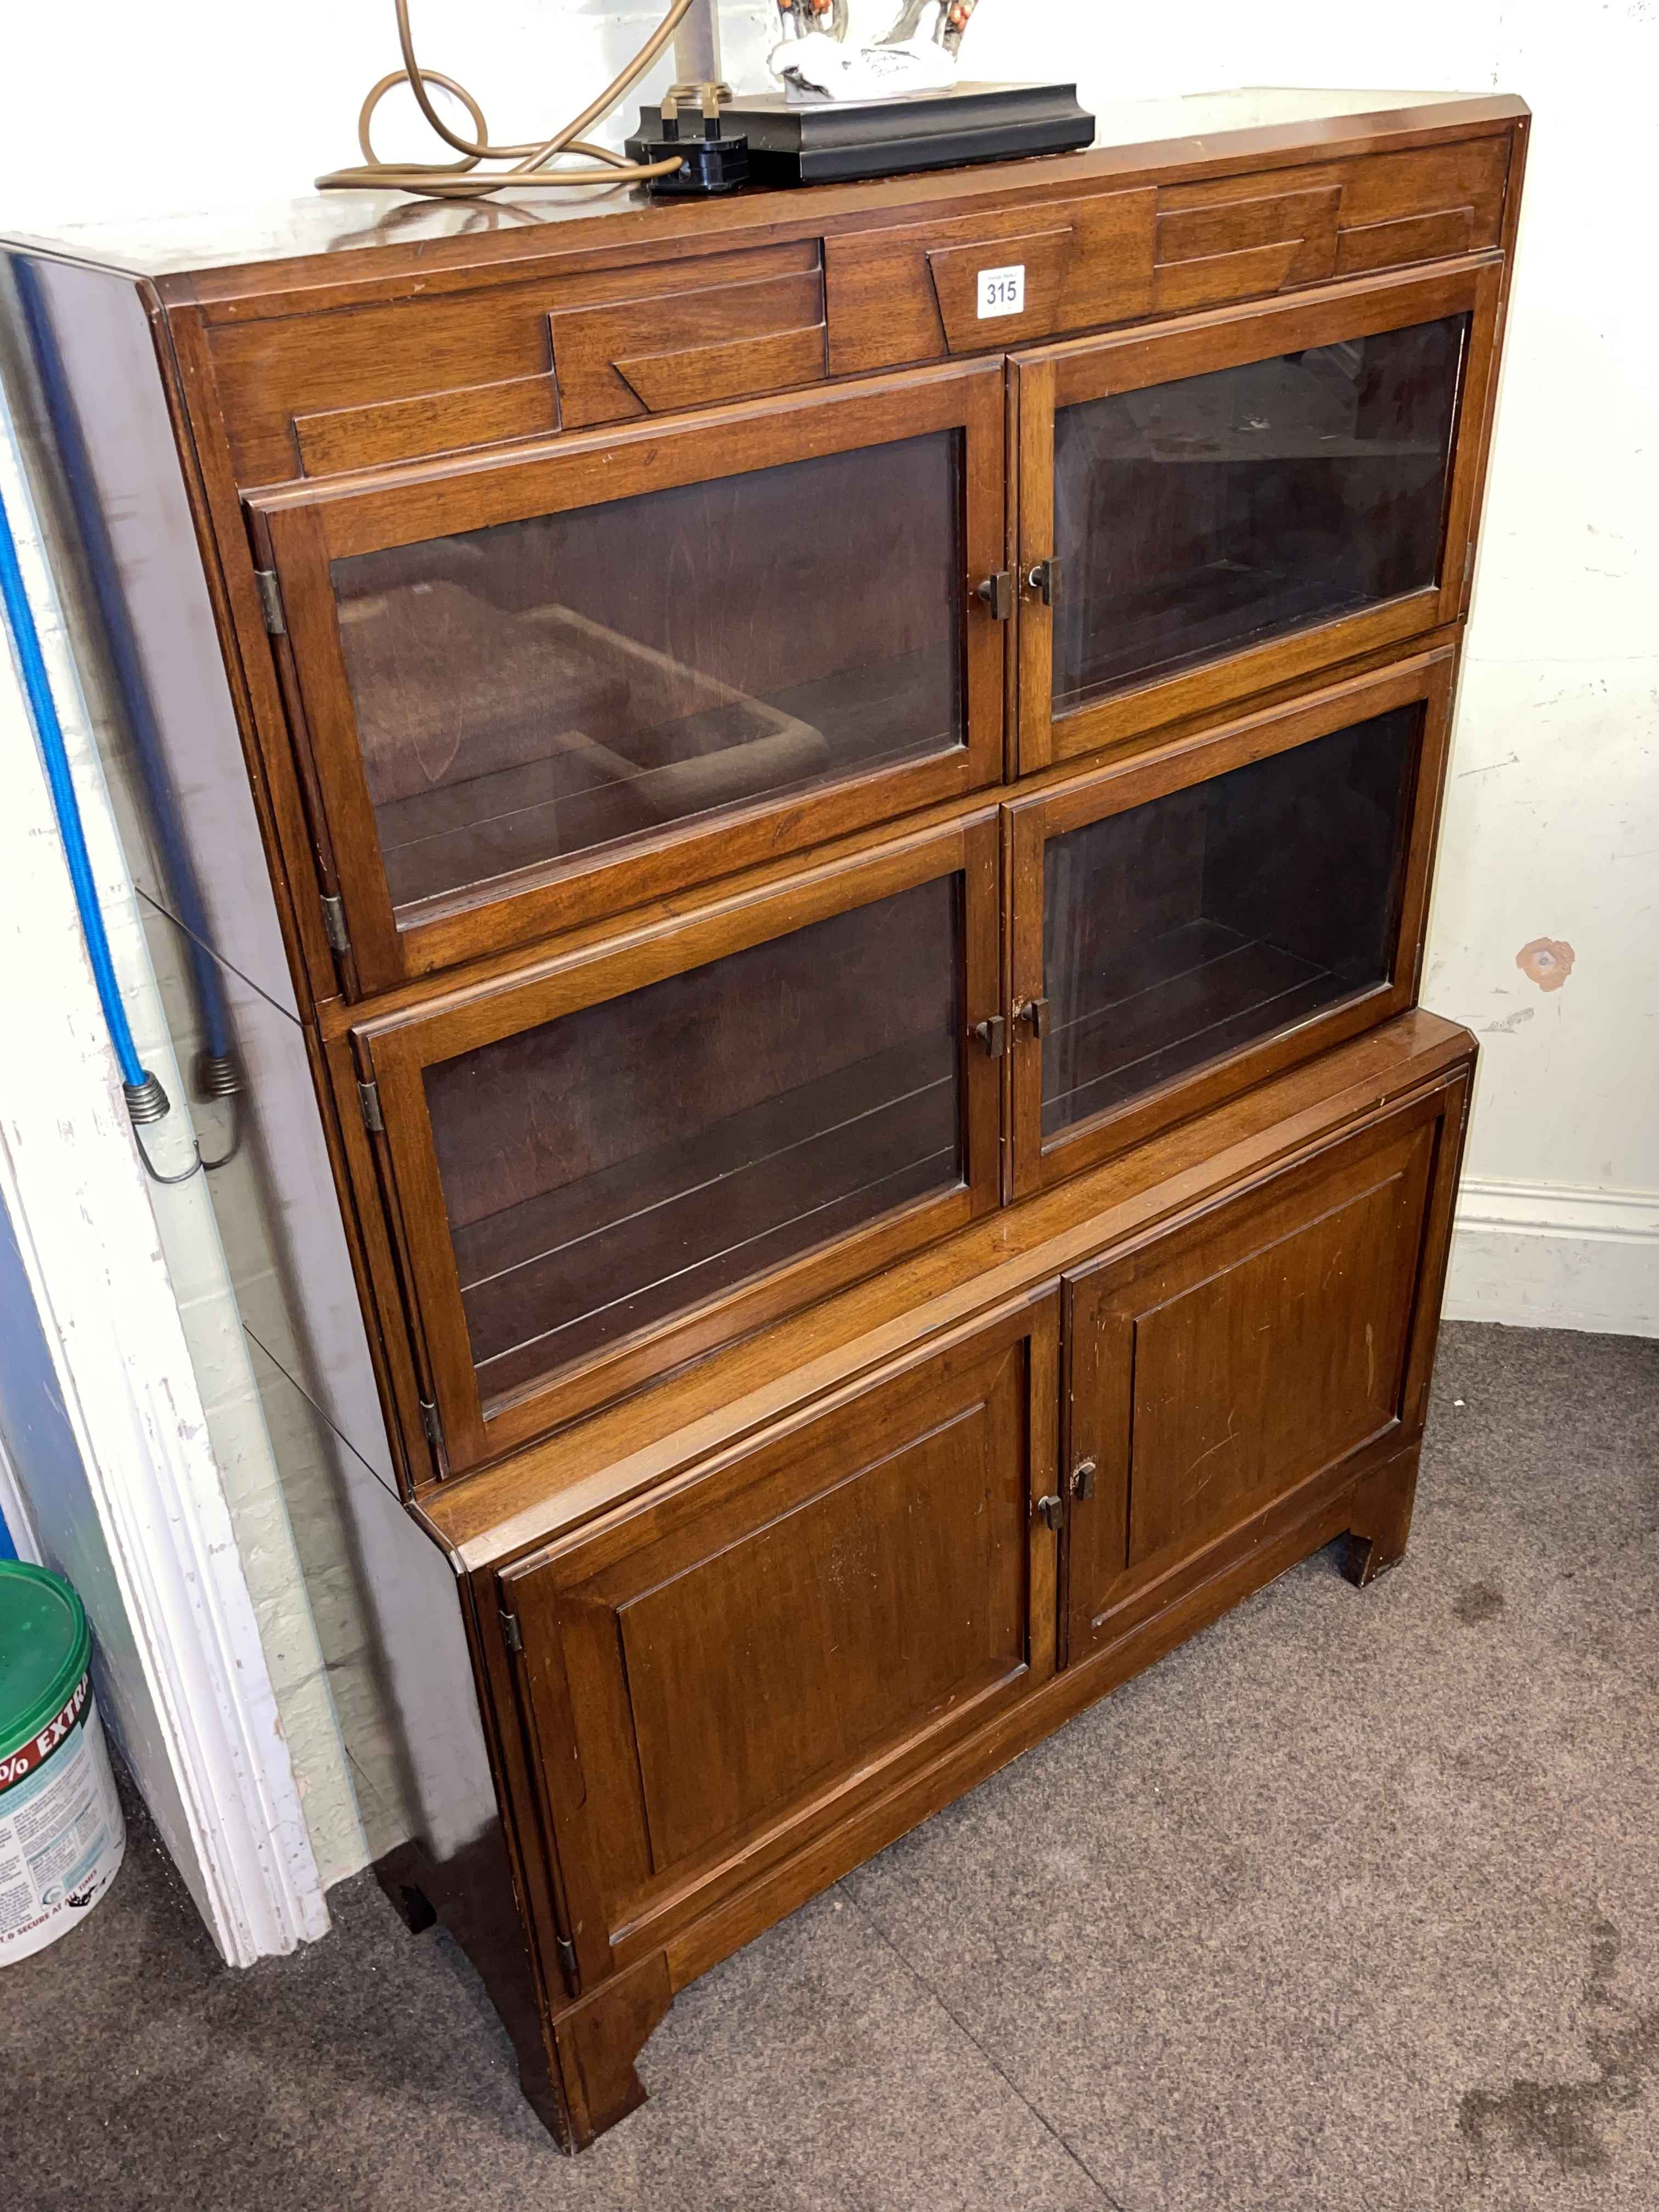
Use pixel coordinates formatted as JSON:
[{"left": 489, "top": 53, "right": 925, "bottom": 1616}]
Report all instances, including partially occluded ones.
[
  {"left": 463, "top": 1015, "right": 1474, "bottom": 2145},
  {"left": 1005, "top": 650, "right": 1455, "bottom": 1197},
  {"left": 248, "top": 360, "right": 1007, "bottom": 994},
  {"left": 1012, "top": 262, "right": 1501, "bottom": 771},
  {"left": 346, "top": 811, "right": 1001, "bottom": 1471}
]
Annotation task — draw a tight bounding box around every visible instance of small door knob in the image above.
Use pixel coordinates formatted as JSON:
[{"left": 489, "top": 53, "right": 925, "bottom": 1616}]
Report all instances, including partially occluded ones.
[
  {"left": 1014, "top": 996, "right": 1049, "bottom": 1040},
  {"left": 1034, "top": 1493, "right": 1064, "bottom": 1532},
  {"left": 975, "top": 571, "right": 1015, "bottom": 620},
  {"left": 1070, "top": 1458, "right": 1097, "bottom": 1502}
]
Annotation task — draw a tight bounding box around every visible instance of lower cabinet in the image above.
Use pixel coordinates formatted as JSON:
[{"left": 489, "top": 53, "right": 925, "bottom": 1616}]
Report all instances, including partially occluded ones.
[
  {"left": 502, "top": 1297, "right": 1058, "bottom": 1984},
  {"left": 483, "top": 1041, "right": 1468, "bottom": 2146},
  {"left": 1062, "top": 1086, "right": 1454, "bottom": 1663}
]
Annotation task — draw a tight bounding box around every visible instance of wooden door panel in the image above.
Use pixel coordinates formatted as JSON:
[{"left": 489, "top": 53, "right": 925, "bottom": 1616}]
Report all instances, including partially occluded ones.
[
  {"left": 504, "top": 1300, "right": 1057, "bottom": 1954},
  {"left": 1064, "top": 1097, "right": 1447, "bottom": 1661},
  {"left": 1124, "top": 1144, "right": 1429, "bottom": 1566},
  {"left": 618, "top": 1380, "right": 1025, "bottom": 1873}
]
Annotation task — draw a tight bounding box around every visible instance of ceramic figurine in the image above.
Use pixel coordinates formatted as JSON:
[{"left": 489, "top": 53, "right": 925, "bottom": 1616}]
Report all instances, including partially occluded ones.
[{"left": 770, "top": 0, "right": 980, "bottom": 102}]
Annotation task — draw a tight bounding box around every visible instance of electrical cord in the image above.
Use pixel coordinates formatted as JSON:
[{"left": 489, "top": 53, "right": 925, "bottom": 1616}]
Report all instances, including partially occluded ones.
[{"left": 315, "top": 0, "right": 698, "bottom": 200}]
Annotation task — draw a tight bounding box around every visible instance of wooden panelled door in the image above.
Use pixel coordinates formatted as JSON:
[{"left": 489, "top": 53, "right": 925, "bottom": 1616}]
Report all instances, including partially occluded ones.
[
  {"left": 1011, "top": 260, "right": 1502, "bottom": 771},
  {"left": 247, "top": 359, "right": 1007, "bottom": 992},
  {"left": 501, "top": 1298, "right": 1058, "bottom": 1987},
  {"left": 1061, "top": 1080, "right": 1465, "bottom": 1668}
]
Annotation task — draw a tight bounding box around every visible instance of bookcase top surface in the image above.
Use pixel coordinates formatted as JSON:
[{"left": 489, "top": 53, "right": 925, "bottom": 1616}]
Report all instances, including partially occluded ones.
[{"left": 2, "top": 88, "right": 1526, "bottom": 296}]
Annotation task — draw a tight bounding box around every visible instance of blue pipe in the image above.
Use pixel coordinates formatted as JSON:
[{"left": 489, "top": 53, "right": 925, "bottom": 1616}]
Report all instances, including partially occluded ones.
[
  {"left": 0, "top": 473, "right": 147, "bottom": 1090},
  {"left": 15, "top": 262, "right": 232, "bottom": 1064}
]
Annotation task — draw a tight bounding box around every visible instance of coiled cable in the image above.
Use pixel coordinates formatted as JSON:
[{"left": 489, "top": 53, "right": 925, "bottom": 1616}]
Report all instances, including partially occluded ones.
[{"left": 315, "top": 0, "right": 698, "bottom": 200}]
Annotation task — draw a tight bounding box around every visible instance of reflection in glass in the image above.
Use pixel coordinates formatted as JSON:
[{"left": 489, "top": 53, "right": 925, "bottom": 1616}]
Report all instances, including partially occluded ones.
[
  {"left": 1042, "top": 707, "right": 1419, "bottom": 1140},
  {"left": 424, "top": 876, "right": 966, "bottom": 1407},
  {"left": 1052, "top": 317, "right": 1468, "bottom": 712},
  {"left": 331, "top": 433, "right": 966, "bottom": 915}
]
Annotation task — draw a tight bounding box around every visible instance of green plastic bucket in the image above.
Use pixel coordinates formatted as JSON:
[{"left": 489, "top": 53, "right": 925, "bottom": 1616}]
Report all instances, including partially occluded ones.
[{"left": 0, "top": 1561, "right": 125, "bottom": 1962}]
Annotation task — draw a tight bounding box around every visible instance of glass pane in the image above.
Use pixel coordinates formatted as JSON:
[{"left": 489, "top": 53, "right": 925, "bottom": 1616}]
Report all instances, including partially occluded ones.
[
  {"left": 1042, "top": 707, "right": 1418, "bottom": 1140},
  {"left": 424, "top": 876, "right": 964, "bottom": 1408},
  {"left": 1052, "top": 317, "right": 1468, "bottom": 712},
  {"left": 331, "top": 433, "right": 965, "bottom": 915}
]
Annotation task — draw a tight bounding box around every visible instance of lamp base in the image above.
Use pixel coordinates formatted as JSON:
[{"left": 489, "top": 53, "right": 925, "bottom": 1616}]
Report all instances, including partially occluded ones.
[{"left": 701, "top": 80, "right": 1094, "bottom": 190}]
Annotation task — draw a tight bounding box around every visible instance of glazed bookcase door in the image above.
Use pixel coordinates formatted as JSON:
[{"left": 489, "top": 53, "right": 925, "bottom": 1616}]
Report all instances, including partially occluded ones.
[
  {"left": 249, "top": 360, "right": 1007, "bottom": 995},
  {"left": 1061, "top": 1077, "right": 1465, "bottom": 1668},
  {"left": 1006, "top": 651, "right": 1455, "bottom": 1198},
  {"left": 501, "top": 1299, "right": 1058, "bottom": 1989},
  {"left": 348, "top": 812, "right": 1001, "bottom": 1472},
  {"left": 1012, "top": 261, "right": 1501, "bottom": 771}
]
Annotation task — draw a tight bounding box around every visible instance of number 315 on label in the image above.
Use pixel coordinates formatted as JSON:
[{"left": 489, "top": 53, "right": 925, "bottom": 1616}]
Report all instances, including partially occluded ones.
[{"left": 976, "top": 264, "right": 1026, "bottom": 319}]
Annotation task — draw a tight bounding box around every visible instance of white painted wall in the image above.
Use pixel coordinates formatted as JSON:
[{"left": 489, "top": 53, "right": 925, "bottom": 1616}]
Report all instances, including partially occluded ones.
[
  {"left": 0, "top": 573, "right": 332, "bottom": 1961},
  {"left": 0, "top": 351, "right": 337, "bottom": 1952}
]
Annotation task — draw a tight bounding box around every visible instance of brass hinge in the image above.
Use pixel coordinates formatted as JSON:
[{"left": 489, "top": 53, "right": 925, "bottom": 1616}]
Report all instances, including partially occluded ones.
[
  {"left": 500, "top": 1607, "right": 524, "bottom": 1656},
  {"left": 554, "top": 1931, "right": 578, "bottom": 1985},
  {"left": 254, "top": 567, "right": 287, "bottom": 635},
  {"left": 975, "top": 569, "right": 1014, "bottom": 620},
  {"left": 419, "top": 1395, "right": 441, "bottom": 1446},
  {"left": 320, "top": 893, "right": 350, "bottom": 956},
  {"left": 357, "top": 1077, "right": 384, "bottom": 1134},
  {"left": 1464, "top": 540, "right": 1477, "bottom": 584}
]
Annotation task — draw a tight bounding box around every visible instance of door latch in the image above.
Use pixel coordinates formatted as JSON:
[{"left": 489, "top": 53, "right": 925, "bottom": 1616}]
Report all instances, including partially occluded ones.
[
  {"left": 1070, "top": 1458, "right": 1097, "bottom": 1501},
  {"left": 1014, "top": 996, "right": 1049, "bottom": 1040},
  {"left": 975, "top": 570, "right": 1015, "bottom": 620},
  {"left": 1034, "top": 1493, "right": 1064, "bottom": 1532},
  {"left": 973, "top": 1014, "right": 1007, "bottom": 1059},
  {"left": 1024, "top": 557, "right": 1062, "bottom": 607}
]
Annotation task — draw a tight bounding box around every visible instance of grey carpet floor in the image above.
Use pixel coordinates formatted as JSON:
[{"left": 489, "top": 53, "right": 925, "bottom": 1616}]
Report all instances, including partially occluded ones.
[{"left": 4, "top": 1321, "right": 1657, "bottom": 2211}]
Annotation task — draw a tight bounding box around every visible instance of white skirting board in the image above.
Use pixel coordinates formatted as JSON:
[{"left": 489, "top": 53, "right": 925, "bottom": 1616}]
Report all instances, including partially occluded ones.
[{"left": 1445, "top": 1180, "right": 1659, "bottom": 1338}]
